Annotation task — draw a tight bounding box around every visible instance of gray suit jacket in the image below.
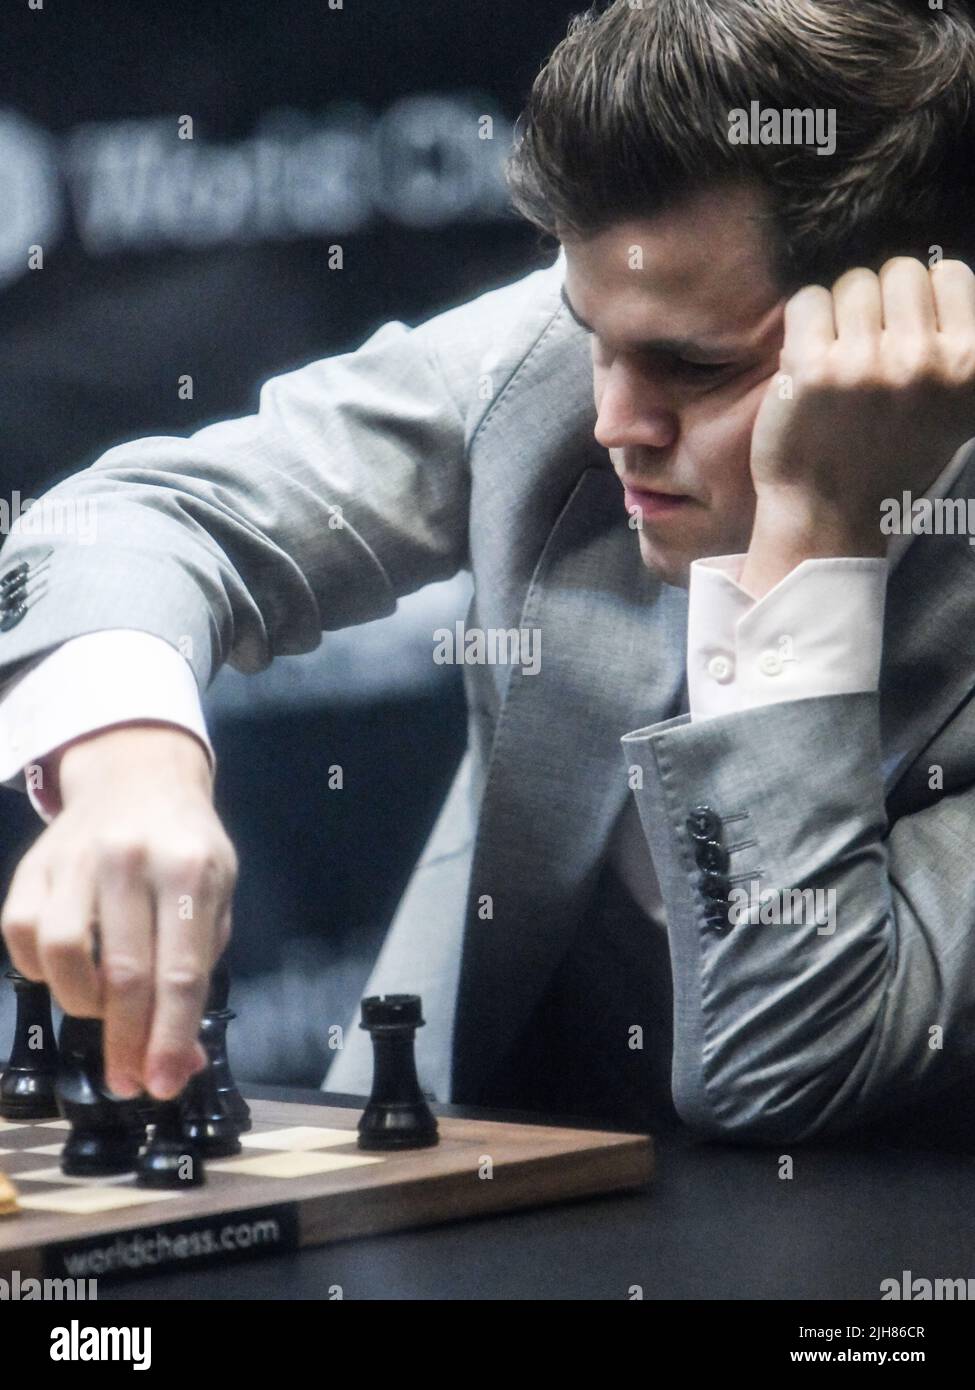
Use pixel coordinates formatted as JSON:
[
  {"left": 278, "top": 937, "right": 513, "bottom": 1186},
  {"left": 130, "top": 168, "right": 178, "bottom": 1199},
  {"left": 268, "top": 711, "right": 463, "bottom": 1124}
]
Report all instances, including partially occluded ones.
[{"left": 2, "top": 251, "right": 974, "bottom": 1143}]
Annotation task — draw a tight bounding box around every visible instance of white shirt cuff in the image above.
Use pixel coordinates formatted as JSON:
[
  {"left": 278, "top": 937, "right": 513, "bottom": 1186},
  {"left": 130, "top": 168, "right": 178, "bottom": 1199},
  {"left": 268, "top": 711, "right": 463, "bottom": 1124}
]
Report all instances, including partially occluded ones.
[
  {"left": 0, "top": 630, "right": 213, "bottom": 822},
  {"left": 687, "top": 554, "right": 888, "bottom": 722}
]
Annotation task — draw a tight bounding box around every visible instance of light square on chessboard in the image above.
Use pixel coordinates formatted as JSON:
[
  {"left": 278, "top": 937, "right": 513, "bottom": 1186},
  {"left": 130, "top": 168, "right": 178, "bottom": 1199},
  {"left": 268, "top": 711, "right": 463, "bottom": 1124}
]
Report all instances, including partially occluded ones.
[
  {"left": 8, "top": 1164, "right": 135, "bottom": 1188},
  {"left": 22, "top": 1142, "right": 70, "bottom": 1157},
  {"left": 210, "top": 1150, "right": 384, "bottom": 1179},
  {"left": 239, "top": 1126, "right": 357, "bottom": 1152},
  {"left": 18, "top": 1187, "right": 182, "bottom": 1216}
]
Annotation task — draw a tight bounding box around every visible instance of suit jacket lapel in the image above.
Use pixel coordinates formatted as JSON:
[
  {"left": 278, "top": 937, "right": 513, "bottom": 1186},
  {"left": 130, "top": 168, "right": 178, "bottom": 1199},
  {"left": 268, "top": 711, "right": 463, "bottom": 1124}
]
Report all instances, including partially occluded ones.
[{"left": 450, "top": 464, "right": 688, "bottom": 1102}]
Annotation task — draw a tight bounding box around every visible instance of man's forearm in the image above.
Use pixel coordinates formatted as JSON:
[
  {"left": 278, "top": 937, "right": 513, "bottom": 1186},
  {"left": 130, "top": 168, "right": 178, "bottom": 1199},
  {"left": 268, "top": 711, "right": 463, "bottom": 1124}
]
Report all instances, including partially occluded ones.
[{"left": 621, "top": 693, "right": 975, "bottom": 1143}]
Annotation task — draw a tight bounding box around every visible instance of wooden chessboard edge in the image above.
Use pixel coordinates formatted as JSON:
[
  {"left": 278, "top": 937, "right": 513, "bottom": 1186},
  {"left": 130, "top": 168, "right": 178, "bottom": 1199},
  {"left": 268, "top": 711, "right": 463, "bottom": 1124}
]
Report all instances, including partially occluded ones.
[
  {"left": 298, "top": 1136, "right": 655, "bottom": 1247},
  {"left": 0, "top": 1100, "right": 656, "bottom": 1282}
]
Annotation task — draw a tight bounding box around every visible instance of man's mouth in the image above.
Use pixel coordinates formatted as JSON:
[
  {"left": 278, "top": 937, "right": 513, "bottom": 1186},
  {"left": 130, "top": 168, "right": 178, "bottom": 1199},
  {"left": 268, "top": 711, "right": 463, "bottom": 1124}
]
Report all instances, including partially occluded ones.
[{"left": 621, "top": 478, "right": 695, "bottom": 520}]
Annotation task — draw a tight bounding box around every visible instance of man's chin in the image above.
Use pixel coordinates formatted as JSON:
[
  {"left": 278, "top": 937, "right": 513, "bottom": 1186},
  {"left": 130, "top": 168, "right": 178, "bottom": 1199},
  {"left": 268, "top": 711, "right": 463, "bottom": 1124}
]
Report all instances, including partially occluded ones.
[
  {"left": 636, "top": 533, "right": 693, "bottom": 588},
  {"left": 637, "top": 524, "right": 754, "bottom": 588}
]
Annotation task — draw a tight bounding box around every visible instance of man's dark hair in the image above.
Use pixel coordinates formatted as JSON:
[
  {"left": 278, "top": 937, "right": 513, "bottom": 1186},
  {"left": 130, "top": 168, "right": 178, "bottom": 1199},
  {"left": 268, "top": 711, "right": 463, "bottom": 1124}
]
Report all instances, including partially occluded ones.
[{"left": 506, "top": 0, "right": 975, "bottom": 287}]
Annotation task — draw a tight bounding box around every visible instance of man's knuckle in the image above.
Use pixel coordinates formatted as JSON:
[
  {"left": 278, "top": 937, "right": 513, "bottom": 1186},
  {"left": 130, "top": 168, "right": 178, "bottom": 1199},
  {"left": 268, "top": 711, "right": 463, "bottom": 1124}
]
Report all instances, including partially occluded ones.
[
  {"left": 102, "top": 957, "right": 149, "bottom": 992},
  {"left": 931, "top": 257, "right": 974, "bottom": 283},
  {"left": 880, "top": 255, "right": 923, "bottom": 280},
  {"left": 159, "top": 841, "right": 224, "bottom": 886},
  {"left": 832, "top": 266, "right": 877, "bottom": 295},
  {"left": 159, "top": 966, "right": 206, "bottom": 997},
  {"left": 43, "top": 933, "right": 89, "bottom": 969},
  {"left": 1, "top": 912, "right": 36, "bottom": 948},
  {"left": 97, "top": 837, "right": 148, "bottom": 876},
  {"left": 942, "top": 342, "right": 975, "bottom": 383},
  {"left": 150, "top": 1044, "right": 192, "bottom": 1073}
]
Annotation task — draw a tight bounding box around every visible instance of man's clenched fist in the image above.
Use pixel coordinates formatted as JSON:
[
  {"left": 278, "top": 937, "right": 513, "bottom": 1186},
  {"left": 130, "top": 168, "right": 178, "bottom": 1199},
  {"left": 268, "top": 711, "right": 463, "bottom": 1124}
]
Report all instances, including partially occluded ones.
[
  {"left": 0, "top": 725, "right": 238, "bottom": 1101},
  {"left": 742, "top": 257, "right": 975, "bottom": 596}
]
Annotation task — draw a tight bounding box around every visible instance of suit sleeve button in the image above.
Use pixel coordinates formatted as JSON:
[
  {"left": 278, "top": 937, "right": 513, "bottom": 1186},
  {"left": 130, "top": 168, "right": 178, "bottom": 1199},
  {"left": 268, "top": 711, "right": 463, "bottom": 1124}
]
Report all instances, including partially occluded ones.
[
  {"left": 0, "top": 562, "right": 29, "bottom": 591},
  {"left": 0, "top": 602, "right": 27, "bottom": 631},
  {"left": 701, "top": 871, "right": 730, "bottom": 898},
  {"left": 686, "top": 805, "right": 721, "bottom": 841},
  {"left": 696, "top": 839, "right": 729, "bottom": 873}
]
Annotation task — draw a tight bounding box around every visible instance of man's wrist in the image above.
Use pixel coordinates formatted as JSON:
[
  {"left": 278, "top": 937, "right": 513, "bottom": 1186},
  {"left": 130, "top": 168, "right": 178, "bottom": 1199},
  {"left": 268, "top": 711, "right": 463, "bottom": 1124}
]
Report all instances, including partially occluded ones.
[
  {"left": 58, "top": 723, "right": 214, "bottom": 807},
  {"left": 740, "top": 488, "right": 886, "bottom": 598}
]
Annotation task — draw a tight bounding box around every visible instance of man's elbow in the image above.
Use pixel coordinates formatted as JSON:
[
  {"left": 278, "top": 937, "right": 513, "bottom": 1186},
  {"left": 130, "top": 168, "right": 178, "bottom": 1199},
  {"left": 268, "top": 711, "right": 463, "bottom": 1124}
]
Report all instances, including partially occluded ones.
[{"left": 671, "top": 1070, "right": 843, "bottom": 1146}]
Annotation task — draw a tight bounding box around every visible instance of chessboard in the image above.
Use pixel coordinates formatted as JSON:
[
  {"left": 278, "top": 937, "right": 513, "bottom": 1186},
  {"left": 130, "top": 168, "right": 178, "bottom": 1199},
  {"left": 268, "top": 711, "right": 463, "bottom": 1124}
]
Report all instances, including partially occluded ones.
[{"left": 0, "top": 1096, "right": 653, "bottom": 1282}]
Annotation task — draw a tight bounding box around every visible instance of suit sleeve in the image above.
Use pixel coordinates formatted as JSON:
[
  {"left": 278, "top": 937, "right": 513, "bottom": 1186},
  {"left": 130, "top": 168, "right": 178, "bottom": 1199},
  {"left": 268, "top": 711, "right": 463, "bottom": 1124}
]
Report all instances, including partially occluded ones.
[
  {"left": 621, "top": 691, "right": 975, "bottom": 1143},
  {"left": 0, "top": 262, "right": 560, "bottom": 692}
]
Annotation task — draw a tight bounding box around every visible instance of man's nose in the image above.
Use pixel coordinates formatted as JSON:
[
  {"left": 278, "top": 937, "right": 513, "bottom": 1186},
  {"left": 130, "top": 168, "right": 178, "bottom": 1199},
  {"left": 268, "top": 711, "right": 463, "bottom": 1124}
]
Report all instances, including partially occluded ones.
[{"left": 594, "top": 361, "right": 678, "bottom": 452}]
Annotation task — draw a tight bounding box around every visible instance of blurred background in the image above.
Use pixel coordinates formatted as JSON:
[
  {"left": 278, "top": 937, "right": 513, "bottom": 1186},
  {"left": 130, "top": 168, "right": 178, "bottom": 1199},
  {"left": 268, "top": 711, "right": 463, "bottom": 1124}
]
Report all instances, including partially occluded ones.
[{"left": 0, "top": 0, "right": 579, "bottom": 1085}]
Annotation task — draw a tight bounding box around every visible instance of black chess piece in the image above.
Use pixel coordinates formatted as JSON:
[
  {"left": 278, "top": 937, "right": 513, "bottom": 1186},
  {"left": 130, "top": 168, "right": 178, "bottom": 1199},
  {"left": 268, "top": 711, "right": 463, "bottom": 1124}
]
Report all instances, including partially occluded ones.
[
  {"left": 136, "top": 1098, "right": 205, "bottom": 1189},
  {"left": 137, "top": 1095, "right": 166, "bottom": 1128},
  {"left": 181, "top": 998, "right": 243, "bottom": 1158},
  {"left": 56, "top": 1015, "right": 144, "bottom": 1176},
  {"left": 206, "top": 958, "right": 251, "bottom": 1133},
  {"left": 1, "top": 968, "right": 60, "bottom": 1120},
  {"left": 357, "top": 994, "right": 439, "bottom": 1151},
  {"left": 181, "top": 1060, "right": 242, "bottom": 1157}
]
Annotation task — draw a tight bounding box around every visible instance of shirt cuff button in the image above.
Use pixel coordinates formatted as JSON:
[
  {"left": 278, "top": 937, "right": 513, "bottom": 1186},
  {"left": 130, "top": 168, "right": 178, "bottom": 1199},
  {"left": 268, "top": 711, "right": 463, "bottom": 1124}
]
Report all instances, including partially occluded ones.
[{"left": 706, "top": 654, "right": 734, "bottom": 684}]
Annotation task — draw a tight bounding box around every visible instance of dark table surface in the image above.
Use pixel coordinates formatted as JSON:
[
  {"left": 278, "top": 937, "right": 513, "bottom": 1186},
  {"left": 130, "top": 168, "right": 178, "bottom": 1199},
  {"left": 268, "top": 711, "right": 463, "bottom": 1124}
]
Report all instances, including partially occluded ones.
[{"left": 94, "top": 1085, "right": 975, "bottom": 1301}]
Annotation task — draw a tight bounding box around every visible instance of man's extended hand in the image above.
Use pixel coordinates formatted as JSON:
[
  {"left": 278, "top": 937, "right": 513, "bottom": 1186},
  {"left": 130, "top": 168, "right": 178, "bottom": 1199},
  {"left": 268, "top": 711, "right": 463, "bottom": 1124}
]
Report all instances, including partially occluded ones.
[
  {"left": 0, "top": 725, "right": 238, "bottom": 1101},
  {"left": 742, "top": 257, "right": 975, "bottom": 597}
]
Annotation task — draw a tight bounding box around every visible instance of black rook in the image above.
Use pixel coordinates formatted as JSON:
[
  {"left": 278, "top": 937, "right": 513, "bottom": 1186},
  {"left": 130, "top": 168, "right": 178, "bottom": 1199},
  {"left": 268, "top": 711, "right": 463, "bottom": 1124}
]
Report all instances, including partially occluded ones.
[{"left": 357, "top": 994, "right": 439, "bottom": 1152}]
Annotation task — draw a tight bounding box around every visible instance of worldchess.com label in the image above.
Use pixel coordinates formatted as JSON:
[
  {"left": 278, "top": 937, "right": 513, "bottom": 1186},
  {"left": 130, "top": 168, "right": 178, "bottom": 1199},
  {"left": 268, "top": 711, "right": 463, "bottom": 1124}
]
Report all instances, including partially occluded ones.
[{"left": 44, "top": 1203, "right": 299, "bottom": 1281}]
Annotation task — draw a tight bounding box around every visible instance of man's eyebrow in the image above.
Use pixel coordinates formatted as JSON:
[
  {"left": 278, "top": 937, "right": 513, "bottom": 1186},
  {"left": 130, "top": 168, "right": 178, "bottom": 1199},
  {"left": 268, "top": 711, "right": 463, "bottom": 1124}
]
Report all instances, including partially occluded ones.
[{"left": 559, "top": 284, "right": 743, "bottom": 361}]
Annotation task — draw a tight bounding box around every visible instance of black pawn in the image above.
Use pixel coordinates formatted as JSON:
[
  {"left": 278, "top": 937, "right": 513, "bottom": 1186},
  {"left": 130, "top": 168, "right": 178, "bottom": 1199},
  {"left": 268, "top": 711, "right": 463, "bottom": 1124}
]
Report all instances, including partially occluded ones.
[
  {"left": 1, "top": 968, "right": 60, "bottom": 1120},
  {"left": 357, "top": 995, "right": 439, "bottom": 1152},
  {"left": 57, "top": 1016, "right": 144, "bottom": 1176},
  {"left": 137, "top": 1099, "right": 205, "bottom": 1189},
  {"left": 206, "top": 959, "right": 251, "bottom": 1133}
]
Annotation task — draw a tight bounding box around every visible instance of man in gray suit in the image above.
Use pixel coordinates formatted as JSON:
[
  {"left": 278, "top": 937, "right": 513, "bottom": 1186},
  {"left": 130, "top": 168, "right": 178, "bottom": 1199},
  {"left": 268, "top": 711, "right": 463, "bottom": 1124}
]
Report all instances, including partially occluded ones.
[{"left": 2, "top": 0, "right": 975, "bottom": 1142}]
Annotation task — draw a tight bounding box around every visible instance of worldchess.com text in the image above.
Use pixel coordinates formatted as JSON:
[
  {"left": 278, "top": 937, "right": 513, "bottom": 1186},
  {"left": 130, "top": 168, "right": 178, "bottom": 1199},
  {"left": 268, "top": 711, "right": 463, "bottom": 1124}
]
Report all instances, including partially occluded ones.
[{"left": 59, "top": 1214, "right": 283, "bottom": 1276}]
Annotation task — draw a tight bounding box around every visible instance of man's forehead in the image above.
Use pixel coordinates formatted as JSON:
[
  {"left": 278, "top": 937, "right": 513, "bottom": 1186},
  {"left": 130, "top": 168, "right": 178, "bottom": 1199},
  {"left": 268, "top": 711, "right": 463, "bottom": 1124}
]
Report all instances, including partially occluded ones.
[{"left": 560, "top": 193, "right": 784, "bottom": 349}]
